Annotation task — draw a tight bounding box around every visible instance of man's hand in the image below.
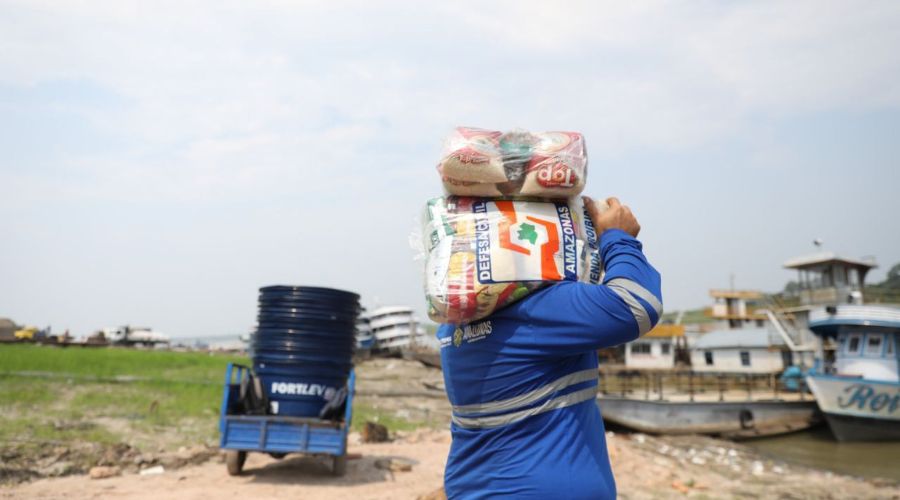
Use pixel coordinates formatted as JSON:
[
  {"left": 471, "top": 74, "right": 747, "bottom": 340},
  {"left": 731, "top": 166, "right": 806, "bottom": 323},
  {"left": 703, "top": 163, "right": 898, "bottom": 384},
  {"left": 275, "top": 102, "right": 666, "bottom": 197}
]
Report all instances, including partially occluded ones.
[{"left": 584, "top": 196, "right": 641, "bottom": 238}]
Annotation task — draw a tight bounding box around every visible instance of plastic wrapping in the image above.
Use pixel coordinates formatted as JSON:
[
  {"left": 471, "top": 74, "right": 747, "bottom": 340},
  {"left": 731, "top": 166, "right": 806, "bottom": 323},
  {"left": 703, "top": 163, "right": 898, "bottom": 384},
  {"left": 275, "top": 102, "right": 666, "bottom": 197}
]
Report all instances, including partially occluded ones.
[
  {"left": 422, "top": 196, "right": 604, "bottom": 324},
  {"left": 437, "top": 127, "right": 587, "bottom": 198}
]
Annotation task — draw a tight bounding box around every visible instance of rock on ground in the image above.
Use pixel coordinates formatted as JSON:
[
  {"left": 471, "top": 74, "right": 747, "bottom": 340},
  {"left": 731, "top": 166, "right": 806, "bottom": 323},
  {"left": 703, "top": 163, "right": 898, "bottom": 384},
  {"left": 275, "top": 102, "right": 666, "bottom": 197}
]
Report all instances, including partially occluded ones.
[{"left": 88, "top": 466, "right": 120, "bottom": 480}]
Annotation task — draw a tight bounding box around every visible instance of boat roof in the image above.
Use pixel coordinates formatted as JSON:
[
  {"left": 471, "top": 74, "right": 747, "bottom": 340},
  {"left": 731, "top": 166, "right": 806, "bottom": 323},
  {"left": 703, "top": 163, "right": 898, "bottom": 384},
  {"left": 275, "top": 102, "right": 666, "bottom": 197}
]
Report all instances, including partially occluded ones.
[
  {"left": 692, "top": 327, "right": 785, "bottom": 350},
  {"left": 808, "top": 305, "right": 900, "bottom": 334},
  {"left": 783, "top": 252, "right": 878, "bottom": 270}
]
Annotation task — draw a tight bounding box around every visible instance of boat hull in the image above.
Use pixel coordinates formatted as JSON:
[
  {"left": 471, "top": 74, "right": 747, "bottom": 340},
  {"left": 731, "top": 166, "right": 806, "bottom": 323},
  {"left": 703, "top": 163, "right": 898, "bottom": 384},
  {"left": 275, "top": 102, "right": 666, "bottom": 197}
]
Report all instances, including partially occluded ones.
[
  {"left": 597, "top": 397, "right": 821, "bottom": 438},
  {"left": 823, "top": 413, "right": 900, "bottom": 441},
  {"left": 806, "top": 374, "right": 900, "bottom": 441}
]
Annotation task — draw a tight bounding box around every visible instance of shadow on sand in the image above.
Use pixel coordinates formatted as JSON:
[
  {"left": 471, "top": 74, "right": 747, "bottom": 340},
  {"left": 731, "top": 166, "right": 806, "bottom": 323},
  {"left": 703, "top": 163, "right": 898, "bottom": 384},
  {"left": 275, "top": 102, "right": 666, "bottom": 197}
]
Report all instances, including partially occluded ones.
[{"left": 244, "top": 453, "right": 420, "bottom": 486}]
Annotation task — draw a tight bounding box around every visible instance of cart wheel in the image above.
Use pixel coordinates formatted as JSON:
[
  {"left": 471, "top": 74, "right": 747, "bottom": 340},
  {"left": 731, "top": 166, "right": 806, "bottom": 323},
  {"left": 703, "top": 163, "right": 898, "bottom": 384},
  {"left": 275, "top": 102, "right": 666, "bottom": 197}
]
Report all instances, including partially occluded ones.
[
  {"left": 268, "top": 452, "right": 287, "bottom": 460},
  {"left": 226, "top": 450, "right": 247, "bottom": 476},
  {"left": 332, "top": 454, "right": 347, "bottom": 476}
]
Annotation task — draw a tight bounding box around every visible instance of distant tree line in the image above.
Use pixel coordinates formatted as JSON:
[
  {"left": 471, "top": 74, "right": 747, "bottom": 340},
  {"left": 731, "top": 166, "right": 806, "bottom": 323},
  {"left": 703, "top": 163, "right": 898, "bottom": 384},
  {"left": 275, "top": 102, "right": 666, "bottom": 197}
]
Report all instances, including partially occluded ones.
[{"left": 866, "top": 262, "right": 900, "bottom": 295}]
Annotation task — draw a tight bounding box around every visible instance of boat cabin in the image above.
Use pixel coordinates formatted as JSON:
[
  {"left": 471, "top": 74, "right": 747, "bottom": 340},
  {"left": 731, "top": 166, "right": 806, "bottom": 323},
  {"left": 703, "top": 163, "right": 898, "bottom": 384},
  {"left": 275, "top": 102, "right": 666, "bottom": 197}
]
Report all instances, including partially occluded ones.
[
  {"left": 836, "top": 329, "right": 898, "bottom": 381},
  {"left": 808, "top": 305, "right": 900, "bottom": 382},
  {"left": 625, "top": 324, "right": 686, "bottom": 369},
  {"left": 691, "top": 327, "right": 791, "bottom": 374},
  {"left": 783, "top": 252, "right": 877, "bottom": 307}
]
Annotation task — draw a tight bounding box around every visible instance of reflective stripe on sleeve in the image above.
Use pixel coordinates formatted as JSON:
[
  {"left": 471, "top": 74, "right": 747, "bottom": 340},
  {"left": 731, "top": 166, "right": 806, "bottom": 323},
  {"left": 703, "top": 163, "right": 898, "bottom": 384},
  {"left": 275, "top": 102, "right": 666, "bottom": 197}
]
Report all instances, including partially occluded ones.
[
  {"left": 606, "top": 278, "right": 662, "bottom": 317},
  {"left": 451, "top": 385, "right": 598, "bottom": 429},
  {"left": 452, "top": 368, "right": 598, "bottom": 416},
  {"left": 607, "top": 282, "right": 652, "bottom": 335}
]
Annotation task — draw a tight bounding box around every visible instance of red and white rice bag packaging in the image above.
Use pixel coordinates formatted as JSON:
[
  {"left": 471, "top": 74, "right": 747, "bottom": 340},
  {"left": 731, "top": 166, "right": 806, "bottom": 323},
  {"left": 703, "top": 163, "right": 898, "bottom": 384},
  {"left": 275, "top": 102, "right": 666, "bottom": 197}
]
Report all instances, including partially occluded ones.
[
  {"left": 519, "top": 132, "right": 587, "bottom": 197},
  {"left": 437, "top": 127, "right": 587, "bottom": 199}
]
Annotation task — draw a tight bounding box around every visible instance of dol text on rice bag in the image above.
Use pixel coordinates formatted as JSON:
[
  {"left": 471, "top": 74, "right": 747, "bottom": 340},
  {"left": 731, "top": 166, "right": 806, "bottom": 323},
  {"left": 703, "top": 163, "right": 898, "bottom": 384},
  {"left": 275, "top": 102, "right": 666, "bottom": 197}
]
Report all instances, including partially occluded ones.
[
  {"left": 423, "top": 196, "right": 604, "bottom": 324},
  {"left": 519, "top": 132, "right": 587, "bottom": 197},
  {"left": 437, "top": 127, "right": 588, "bottom": 199}
]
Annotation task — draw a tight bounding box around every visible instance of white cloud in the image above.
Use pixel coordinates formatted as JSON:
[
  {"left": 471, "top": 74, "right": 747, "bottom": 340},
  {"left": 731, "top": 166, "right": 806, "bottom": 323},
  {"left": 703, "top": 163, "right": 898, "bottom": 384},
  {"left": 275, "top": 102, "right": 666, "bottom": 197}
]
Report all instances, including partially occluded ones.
[
  {"left": 1, "top": 1, "right": 898, "bottom": 334},
  {"left": 3, "top": 1, "right": 897, "bottom": 195}
]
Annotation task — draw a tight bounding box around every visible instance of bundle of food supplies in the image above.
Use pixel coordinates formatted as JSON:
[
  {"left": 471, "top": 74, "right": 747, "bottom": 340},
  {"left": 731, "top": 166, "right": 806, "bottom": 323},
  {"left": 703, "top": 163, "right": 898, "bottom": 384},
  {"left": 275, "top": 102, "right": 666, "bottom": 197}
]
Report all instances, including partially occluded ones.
[
  {"left": 438, "top": 127, "right": 587, "bottom": 198},
  {"left": 422, "top": 196, "right": 605, "bottom": 324},
  {"left": 421, "top": 127, "right": 601, "bottom": 325}
]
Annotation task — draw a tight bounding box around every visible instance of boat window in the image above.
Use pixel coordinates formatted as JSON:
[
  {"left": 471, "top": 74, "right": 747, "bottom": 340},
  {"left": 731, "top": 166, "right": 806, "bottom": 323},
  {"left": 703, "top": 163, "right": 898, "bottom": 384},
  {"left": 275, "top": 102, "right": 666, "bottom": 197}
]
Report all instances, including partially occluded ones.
[
  {"left": 821, "top": 267, "right": 833, "bottom": 287},
  {"left": 846, "top": 334, "right": 862, "bottom": 355},
  {"left": 886, "top": 336, "right": 895, "bottom": 356},
  {"left": 834, "top": 266, "right": 847, "bottom": 286},
  {"left": 848, "top": 268, "right": 860, "bottom": 287},
  {"left": 865, "top": 334, "right": 883, "bottom": 356},
  {"left": 631, "top": 343, "right": 651, "bottom": 354},
  {"left": 660, "top": 342, "right": 671, "bottom": 355},
  {"left": 704, "top": 351, "right": 714, "bottom": 366},
  {"left": 740, "top": 351, "right": 751, "bottom": 366}
]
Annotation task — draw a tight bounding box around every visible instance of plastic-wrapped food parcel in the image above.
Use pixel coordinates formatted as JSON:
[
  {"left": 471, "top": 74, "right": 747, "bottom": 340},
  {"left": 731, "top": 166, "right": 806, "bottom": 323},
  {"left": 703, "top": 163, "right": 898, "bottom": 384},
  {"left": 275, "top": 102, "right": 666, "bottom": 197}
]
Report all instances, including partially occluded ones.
[
  {"left": 423, "top": 196, "right": 603, "bottom": 324},
  {"left": 438, "top": 127, "right": 587, "bottom": 198}
]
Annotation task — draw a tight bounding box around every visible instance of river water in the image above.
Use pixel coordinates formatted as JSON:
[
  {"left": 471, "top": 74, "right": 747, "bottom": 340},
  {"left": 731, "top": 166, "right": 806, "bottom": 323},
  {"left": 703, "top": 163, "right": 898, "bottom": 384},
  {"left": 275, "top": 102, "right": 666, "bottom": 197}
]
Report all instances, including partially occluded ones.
[{"left": 745, "top": 425, "right": 900, "bottom": 481}]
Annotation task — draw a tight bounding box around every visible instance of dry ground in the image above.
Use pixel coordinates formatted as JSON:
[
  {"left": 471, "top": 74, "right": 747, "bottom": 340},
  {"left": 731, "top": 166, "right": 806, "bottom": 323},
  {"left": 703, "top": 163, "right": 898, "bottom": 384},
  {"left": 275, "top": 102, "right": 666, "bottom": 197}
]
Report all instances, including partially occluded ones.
[
  {"left": 4, "top": 429, "right": 898, "bottom": 500},
  {"left": 3, "top": 355, "right": 898, "bottom": 499}
]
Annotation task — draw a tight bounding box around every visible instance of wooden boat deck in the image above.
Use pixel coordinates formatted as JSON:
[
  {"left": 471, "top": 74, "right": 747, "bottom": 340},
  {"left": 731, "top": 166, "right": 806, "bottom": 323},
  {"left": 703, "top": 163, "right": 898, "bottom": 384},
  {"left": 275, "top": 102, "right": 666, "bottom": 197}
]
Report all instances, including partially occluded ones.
[{"left": 600, "top": 389, "right": 813, "bottom": 404}]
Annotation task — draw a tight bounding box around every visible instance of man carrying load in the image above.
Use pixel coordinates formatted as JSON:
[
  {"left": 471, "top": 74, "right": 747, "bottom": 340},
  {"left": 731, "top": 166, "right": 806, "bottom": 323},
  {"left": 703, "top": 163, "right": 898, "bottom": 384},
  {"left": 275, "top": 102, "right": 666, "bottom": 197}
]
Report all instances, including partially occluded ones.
[{"left": 438, "top": 196, "right": 662, "bottom": 499}]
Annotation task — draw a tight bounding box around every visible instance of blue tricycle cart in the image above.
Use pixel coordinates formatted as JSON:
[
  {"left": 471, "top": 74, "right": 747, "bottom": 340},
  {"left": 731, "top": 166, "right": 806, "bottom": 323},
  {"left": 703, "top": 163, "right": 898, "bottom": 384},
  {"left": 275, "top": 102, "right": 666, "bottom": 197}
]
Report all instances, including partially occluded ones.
[{"left": 218, "top": 363, "right": 355, "bottom": 476}]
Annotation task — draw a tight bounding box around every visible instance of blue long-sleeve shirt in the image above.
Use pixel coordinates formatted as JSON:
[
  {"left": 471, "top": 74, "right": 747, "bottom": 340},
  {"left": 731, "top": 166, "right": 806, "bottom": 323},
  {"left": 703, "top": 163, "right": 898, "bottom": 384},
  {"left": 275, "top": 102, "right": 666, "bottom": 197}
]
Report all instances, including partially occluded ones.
[{"left": 438, "top": 229, "right": 662, "bottom": 499}]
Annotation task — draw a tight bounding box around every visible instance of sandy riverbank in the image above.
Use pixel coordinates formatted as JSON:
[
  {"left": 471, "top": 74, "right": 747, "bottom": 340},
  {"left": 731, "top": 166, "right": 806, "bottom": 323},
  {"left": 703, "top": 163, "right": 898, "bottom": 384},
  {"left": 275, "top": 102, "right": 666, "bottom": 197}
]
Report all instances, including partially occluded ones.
[
  {"left": 3, "top": 355, "right": 898, "bottom": 499},
  {"left": 4, "top": 428, "right": 898, "bottom": 500}
]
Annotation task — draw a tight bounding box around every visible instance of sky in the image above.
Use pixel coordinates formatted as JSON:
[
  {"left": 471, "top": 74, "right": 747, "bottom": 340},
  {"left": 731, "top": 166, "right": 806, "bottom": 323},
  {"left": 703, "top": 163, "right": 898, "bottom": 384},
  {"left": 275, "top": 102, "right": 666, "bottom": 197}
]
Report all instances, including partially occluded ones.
[{"left": 1, "top": 1, "right": 899, "bottom": 338}]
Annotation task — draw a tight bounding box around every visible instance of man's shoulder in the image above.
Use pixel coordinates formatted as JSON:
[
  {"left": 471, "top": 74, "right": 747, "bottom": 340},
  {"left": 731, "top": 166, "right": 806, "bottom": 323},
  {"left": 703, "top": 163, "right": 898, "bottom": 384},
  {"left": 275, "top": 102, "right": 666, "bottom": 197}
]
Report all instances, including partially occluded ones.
[{"left": 497, "top": 281, "right": 587, "bottom": 313}]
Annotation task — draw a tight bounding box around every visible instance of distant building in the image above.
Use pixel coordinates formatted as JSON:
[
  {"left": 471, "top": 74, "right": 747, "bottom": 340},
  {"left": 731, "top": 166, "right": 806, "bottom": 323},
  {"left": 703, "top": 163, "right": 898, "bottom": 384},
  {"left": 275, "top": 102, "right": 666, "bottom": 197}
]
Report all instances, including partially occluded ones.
[
  {"left": 691, "top": 327, "right": 790, "bottom": 374},
  {"left": 0, "top": 318, "right": 17, "bottom": 341},
  {"left": 707, "top": 289, "right": 767, "bottom": 329},
  {"left": 625, "top": 324, "right": 686, "bottom": 370}
]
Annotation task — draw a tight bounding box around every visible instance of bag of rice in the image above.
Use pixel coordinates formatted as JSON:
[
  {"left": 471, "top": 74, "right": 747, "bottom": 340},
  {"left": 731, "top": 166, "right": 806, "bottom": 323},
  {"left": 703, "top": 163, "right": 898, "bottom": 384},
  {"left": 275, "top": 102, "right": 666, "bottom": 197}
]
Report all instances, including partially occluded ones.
[
  {"left": 438, "top": 128, "right": 588, "bottom": 199},
  {"left": 437, "top": 127, "right": 507, "bottom": 183},
  {"left": 422, "top": 196, "right": 605, "bottom": 324},
  {"left": 519, "top": 132, "right": 587, "bottom": 197}
]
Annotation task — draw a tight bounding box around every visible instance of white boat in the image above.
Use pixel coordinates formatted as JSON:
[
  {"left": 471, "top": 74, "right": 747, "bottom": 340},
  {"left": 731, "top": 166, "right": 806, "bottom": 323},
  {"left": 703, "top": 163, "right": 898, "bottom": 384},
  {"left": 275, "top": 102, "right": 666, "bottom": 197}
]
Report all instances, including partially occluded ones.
[
  {"left": 806, "top": 305, "right": 900, "bottom": 441},
  {"left": 779, "top": 250, "right": 900, "bottom": 441},
  {"left": 356, "top": 315, "right": 374, "bottom": 350},
  {"left": 365, "top": 306, "right": 427, "bottom": 354}
]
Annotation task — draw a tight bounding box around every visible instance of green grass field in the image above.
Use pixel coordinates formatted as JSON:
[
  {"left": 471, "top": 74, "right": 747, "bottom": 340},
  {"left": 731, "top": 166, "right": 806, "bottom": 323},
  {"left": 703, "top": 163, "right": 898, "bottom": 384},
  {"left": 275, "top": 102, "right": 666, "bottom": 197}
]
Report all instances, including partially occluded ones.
[
  {"left": 0, "top": 343, "right": 247, "bottom": 380},
  {"left": 0, "top": 344, "right": 418, "bottom": 455},
  {"left": 0, "top": 344, "right": 249, "bottom": 451}
]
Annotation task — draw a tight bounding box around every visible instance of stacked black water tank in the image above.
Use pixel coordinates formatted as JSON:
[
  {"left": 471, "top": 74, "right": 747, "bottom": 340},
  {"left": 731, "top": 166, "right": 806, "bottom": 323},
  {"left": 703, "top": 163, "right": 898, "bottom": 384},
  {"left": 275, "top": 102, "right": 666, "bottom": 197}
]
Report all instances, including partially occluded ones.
[{"left": 251, "top": 286, "right": 359, "bottom": 417}]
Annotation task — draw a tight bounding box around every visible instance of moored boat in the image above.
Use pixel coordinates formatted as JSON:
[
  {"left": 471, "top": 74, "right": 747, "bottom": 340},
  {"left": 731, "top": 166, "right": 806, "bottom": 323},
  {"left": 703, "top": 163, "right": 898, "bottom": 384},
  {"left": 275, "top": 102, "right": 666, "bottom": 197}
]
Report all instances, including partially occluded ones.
[
  {"left": 356, "top": 314, "right": 374, "bottom": 351},
  {"left": 597, "top": 370, "right": 820, "bottom": 438},
  {"left": 805, "top": 304, "right": 900, "bottom": 441},
  {"left": 366, "top": 306, "right": 428, "bottom": 354},
  {"left": 598, "top": 282, "right": 822, "bottom": 438}
]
